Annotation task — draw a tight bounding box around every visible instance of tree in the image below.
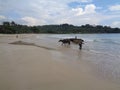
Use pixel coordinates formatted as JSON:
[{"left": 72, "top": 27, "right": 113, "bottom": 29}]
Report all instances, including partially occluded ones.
[
  {"left": 31, "top": 26, "right": 39, "bottom": 33},
  {"left": 11, "top": 21, "right": 16, "bottom": 26},
  {"left": 3, "top": 22, "right": 10, "bottom": 26},
  {"left": 0, "top": 21, "right": 120, "bottom": 34}
]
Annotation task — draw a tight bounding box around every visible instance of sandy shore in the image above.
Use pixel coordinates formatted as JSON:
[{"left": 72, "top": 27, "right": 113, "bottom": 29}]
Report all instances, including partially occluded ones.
[{"left": 0, "top": 34, "right": 120, "bottom": 90}]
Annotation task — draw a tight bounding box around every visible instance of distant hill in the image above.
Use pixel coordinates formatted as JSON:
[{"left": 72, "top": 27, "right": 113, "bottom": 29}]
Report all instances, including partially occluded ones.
[{"left": 0, "top": 21, "right": 120, "bottom": 34}]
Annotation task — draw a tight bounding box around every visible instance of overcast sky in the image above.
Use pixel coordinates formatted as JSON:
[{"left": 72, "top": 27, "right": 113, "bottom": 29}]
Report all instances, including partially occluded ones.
[{"left": 0, "top": 0, "right": 120, "bottom": 27}]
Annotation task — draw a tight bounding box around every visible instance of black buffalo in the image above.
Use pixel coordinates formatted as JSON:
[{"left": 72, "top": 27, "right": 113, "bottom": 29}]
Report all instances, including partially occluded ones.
[{"left": 59, "top": 39, "right": 70, "bottom": 45}]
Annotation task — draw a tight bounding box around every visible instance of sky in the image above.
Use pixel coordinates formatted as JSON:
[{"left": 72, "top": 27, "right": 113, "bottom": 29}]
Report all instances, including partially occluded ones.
[{"left": 0, "top": 0, "right": 120, "bottom": 28}]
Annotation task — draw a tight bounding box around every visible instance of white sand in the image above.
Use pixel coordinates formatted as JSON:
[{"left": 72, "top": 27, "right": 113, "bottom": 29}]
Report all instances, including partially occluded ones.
[{"left": 0, "top": 34, "right": 120, "bottom": 90}]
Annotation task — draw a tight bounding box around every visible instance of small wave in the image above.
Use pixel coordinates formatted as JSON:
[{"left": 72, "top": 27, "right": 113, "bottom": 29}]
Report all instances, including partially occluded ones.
[
  {"left": 93, "top": 39, "right": 120, "bottom": 45},
  {"left": 88, "top": 49, "right": 120, "bottom": 59}
]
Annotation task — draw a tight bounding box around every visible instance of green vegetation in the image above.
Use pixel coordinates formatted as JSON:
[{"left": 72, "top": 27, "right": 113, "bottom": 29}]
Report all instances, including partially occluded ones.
[{"left": 0, "top": 21, "right": 120, "bottom": 34}]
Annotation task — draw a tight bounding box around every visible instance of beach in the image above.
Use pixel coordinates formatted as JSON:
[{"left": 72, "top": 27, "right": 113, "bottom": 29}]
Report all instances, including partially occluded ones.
[{"left": 0, "top": 34, "right": 120, "bottom": 90}]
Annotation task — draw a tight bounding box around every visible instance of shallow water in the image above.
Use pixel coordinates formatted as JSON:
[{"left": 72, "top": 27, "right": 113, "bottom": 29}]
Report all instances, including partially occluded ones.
[{"left": 26, "top": 34, "right": 120, "bottom": 84}]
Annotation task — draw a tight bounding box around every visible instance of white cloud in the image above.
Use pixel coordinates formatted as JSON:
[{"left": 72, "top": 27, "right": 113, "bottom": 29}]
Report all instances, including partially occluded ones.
[
  {"left": 21, "top": 17, "right": 39, "bottom": 26},
  {"left": 0, "top": 15, "right": 6, "bottom": 24},
  {"left": 84, "top": 4, "right": 96, "bottom": 14},
  {"left": 19, "top": 3, "right": 101, "bottom": 26},
  {"left": 0, "top": 0, "right": 120, "bottom": 28},
  {"left": 111, "top": 21, "right": 120, "bottom": 28},
  {"left": 44, "top": 0, "right": 92, "bottom": 3},
  {"left": 72, "top": 4, "right": 96, "bottom": 16},
  {"left": 72, "top": 8, "right": 84, "bottom": 16},
  {"left": 0, "top": 15, "right": 6, "bottom": 20},
  {"left": 109, "top": 4, "right": 120, "bottom": 11}
]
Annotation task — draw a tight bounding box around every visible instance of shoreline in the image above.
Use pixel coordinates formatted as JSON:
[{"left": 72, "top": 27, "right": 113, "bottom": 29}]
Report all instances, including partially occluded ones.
[{"left": 0, "top": 34, "right": 120, "bottom": 90}]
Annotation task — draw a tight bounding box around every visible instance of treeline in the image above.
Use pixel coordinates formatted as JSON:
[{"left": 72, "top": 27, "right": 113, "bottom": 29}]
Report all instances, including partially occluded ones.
[{"left": 0, "top": 21, "right": 120, "bottom": 34}]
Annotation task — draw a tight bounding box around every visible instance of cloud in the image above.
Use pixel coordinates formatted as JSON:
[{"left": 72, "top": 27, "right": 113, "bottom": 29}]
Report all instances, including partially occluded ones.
[
  {"left": 72, "top": 4, "right": 96, "bottom": 16},
  {"left": 109, "top": 4, "right": 120, "bottom": 11},
  {"left": 0, "top": 0, "right": 101, "bottom": 26},
  {"left": 21, "top": 17, "right": 39, "bottom": 26},
  {"left": 111, "top": 21, "right": 120, "bottom": 28},
  {"left": 72, "top": 8, "right": 84, "bottom": 16},
  {"left": 0, "top": 15, "right": 6, "bottom": 24},
  {"left": 84, "top": 4, "right": 96, "bottom": 14},
  {"left": 46, "top": 0, "right": 92, "bottom": 3},
  {"left": 0, "top": 0, "right": 120, "bottom": 28},
  {"left": 53, "top": 4, "right": 99, "bottom": 25},
  {"left": 0, "top": 15, "right": 6, "bottom": 20}
]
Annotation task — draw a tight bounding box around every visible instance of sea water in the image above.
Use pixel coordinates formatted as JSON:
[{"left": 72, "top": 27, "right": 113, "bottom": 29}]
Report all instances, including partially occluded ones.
[
  {"left": 45, "top": 34, "right": 120, "bottom": 83},
  {"left": 27, "top": 34, "right": 120, "bottom": 83}
]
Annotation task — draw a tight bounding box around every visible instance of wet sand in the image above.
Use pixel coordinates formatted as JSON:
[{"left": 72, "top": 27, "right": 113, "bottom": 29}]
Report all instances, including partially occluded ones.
[{"left": 0, "top": 34, "right": 120, "bottom": 90}]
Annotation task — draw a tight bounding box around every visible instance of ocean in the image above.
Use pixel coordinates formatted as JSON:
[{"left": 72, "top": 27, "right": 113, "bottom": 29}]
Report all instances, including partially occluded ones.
[
  {"left": 48, "top": 34, "right": 120, "bottom": 83},
  {"left": 26, "top": 34, "right": 120, "bottom": 83}
]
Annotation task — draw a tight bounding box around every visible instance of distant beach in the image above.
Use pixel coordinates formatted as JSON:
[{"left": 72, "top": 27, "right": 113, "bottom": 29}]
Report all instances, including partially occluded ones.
[{"left": 0, "top": 34, "right": 120, "bottom": 90}]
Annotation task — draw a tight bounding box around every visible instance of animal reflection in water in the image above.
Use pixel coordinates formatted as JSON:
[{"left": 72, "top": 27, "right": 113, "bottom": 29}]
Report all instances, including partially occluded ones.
[{"left": 59, "top": 38, "right": 84, "bottom": 50}]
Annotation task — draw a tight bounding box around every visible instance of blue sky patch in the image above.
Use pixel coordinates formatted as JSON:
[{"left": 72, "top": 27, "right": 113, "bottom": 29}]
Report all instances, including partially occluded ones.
[{"left": 68, "top": 2, "right": 81, "bottom": 8}]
